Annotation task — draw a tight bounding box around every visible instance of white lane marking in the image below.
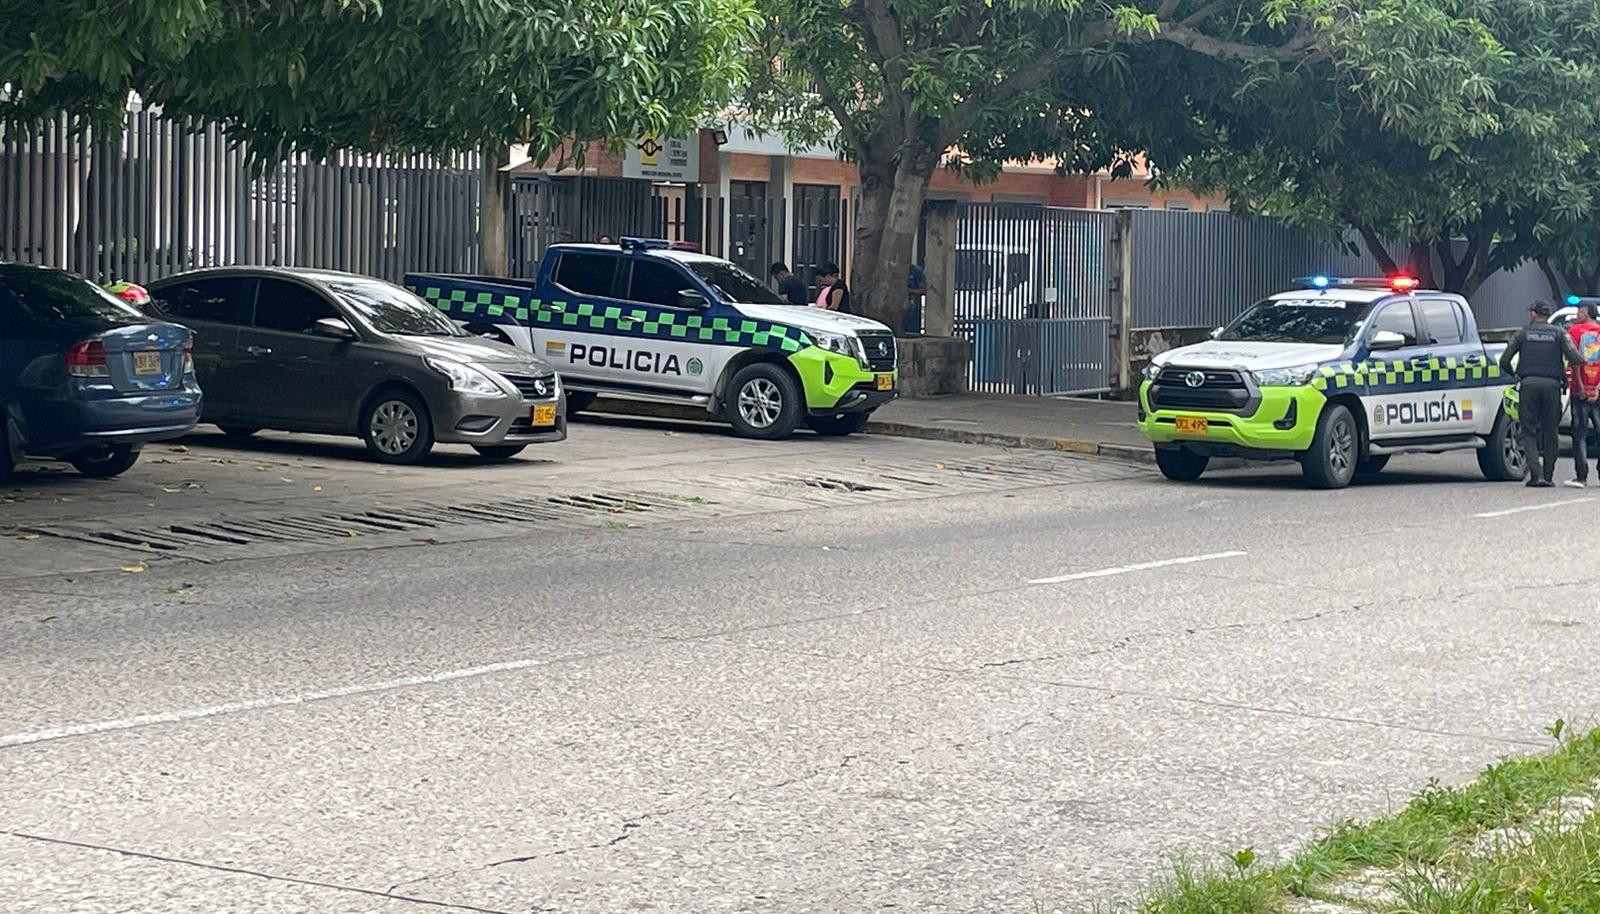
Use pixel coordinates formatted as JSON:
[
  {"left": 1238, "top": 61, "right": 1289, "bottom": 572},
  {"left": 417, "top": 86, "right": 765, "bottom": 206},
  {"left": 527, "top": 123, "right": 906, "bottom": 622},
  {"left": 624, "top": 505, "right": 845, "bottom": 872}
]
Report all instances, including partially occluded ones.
[
  {"left": 1474, "top": 499, "right": 1592, "bottom": 519},
  {"left": 0, "top": 655, "right": 573, "bottom": 750},
  {"left": 1028, "top": 550, "right": 1247, "bottom": 586}
]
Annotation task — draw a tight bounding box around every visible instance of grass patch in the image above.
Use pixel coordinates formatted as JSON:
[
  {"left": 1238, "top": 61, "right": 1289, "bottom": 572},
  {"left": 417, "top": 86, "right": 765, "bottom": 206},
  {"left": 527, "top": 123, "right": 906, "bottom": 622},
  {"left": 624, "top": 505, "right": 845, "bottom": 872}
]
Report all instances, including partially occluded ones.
[{"left": 1099, "top": 724, "right": 1600, "bottom": 914}]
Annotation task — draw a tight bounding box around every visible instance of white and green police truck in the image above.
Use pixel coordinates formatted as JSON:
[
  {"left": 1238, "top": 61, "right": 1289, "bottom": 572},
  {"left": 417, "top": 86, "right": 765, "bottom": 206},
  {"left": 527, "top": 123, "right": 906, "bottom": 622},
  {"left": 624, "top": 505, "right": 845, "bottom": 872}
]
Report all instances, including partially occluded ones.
[{"left": 1137, "top": 276, "right": 1519, "bottom": 489}]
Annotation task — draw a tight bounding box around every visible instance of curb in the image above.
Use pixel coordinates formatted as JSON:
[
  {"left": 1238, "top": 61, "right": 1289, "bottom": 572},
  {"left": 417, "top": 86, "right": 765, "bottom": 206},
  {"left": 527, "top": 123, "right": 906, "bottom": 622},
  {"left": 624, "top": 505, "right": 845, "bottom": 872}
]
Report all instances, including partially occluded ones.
[{"left": 863, "top": 421, "right": 1156, "bottom": 464}]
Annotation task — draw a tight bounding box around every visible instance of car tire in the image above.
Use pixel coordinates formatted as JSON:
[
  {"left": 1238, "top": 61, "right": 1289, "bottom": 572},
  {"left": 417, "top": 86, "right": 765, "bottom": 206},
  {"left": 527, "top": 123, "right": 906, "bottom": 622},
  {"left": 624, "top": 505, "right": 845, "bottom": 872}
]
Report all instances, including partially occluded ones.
[
  {"left": 726, "top": 363, "right": 803, "bottom": 440},
  {"left": 1355, "top": 454, "right": 1390, "bottom": 476},
  {"left": 361, "top": 389, "right": 435, "bottom": 465},
  {"left": 1154, "top": 446, "right": 1208, "bottom": 481},
  {"left": 217, "top": 425, "right": 260, "bottom": 439},
  {"left": 473, "top": 445, "right": 527, "bottom": 461},
  {"left": 1478, "top": 408, "right": 1525, "bottom": 481},
  {"left": 807, "top": 411, "right": 870, "bottom": 437},
  {"left": 565, "top": 392, "right": 597, "bottom": 416},
  {"left": 69, "top": 444, "right": 140, "bottom": 478},
  {"left": 1301, "top": 403, "right": 1358, "bottom": 489}
]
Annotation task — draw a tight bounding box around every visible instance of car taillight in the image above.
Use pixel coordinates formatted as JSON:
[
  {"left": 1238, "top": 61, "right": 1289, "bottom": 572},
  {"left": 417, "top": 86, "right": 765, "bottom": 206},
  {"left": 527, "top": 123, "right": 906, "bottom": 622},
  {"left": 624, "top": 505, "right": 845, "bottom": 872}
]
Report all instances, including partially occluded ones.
[
  {"left": 66, "top": 340, "right": 111, "bottom": 378},
  {"left": 183, "top": 338, "right": 194, "bottom": 374}
]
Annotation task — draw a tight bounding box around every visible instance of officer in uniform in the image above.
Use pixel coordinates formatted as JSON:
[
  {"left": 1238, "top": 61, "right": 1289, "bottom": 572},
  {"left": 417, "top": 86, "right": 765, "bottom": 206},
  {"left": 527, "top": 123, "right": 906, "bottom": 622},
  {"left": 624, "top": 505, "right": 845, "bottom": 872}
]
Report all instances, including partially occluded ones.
[{"left": 1500, "top": 300, "right": 1583, "bottom": 487}]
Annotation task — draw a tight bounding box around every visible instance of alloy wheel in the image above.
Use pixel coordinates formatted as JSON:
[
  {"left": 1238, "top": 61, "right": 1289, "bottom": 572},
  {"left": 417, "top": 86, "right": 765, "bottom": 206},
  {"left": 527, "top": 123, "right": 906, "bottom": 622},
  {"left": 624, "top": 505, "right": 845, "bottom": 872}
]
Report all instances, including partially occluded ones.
[{"left": 737, "top": 378, "right": 783, "bottom": 429}]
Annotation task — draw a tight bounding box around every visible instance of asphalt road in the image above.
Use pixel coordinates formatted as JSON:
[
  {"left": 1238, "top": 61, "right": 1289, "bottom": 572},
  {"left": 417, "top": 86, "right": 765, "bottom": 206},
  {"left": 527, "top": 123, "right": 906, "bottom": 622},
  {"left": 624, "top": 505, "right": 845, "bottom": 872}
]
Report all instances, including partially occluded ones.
[{"left": 2, "top": 421, "right": 1597, "bottom": 914}]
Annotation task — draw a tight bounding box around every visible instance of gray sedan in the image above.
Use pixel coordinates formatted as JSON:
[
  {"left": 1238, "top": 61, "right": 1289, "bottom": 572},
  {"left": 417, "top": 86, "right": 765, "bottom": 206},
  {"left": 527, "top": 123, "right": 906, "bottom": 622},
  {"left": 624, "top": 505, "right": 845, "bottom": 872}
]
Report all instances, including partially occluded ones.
[{"left": 146, "top": 267, "right": 565, "bottom": 463}]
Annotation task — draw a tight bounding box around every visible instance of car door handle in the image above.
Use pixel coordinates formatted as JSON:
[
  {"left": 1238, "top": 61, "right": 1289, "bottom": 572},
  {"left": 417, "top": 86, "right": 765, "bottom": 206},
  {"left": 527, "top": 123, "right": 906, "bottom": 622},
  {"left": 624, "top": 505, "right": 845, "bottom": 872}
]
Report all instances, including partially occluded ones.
[
  {"left": 246, "top": 346, "right": 273, "bottom": 356},
  {"left": 1409, "top": 357, "right": 1433, "bottom": 368},
  {"left": 1463, "top": 354, "right": 1487, "bottom": 365},
  {"left": 616, "top": 317, "right": 637, "bottom": 328}
]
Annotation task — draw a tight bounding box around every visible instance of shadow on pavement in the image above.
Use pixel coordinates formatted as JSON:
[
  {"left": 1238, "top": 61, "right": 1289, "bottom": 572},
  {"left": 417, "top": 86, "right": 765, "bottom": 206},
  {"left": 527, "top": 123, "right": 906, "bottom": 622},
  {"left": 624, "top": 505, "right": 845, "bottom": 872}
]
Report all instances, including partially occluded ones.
[{"left": 174, "top": 430, "right": 561, "bottom": 470}]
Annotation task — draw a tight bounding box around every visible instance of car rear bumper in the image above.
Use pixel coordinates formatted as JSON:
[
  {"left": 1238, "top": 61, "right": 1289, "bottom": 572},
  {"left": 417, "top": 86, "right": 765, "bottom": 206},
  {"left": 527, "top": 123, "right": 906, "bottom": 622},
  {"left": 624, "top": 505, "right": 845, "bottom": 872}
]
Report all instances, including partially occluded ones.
[
  {"left": 25, "top": 391, "right": 202, "bottom": 457},
  {"left": 434, "top": 391, "right": 567, "bottom": 446}
]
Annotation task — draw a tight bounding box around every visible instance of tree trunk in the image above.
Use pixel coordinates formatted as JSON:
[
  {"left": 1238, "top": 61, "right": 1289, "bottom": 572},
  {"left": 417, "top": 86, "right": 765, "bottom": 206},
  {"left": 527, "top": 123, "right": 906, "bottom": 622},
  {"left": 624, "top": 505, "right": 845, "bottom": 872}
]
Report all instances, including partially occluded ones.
[
  {"left": 850, "top": 161, "right": 931, "bottom": 332},
  {"left": 1538, "top": 257, "right": 1563, "bottom": 300},
  {"left": 480, "top": 146, "right": 509, "bottom": 277}
]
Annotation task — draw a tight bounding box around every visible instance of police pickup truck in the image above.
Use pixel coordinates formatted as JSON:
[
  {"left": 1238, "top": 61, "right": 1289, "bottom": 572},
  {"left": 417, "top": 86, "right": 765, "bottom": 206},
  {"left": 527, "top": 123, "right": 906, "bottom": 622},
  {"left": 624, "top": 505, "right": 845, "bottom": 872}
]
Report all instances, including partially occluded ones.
[
  {"left": 406, "top": 239, "right": 898, "bottom": 440},
  {"left": 1138, "top": 276, "right": 1520, "bottom": 488}
]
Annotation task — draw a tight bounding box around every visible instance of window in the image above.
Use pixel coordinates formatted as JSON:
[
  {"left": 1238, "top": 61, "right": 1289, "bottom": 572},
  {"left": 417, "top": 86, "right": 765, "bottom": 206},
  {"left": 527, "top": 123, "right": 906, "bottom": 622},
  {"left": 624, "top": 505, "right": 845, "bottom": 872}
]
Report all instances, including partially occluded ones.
[
  {"left": 154, "top": 277, "right": 257, "bottom": 326},
  {"left": 253, "top": 278, "right": 338, "bottom": 333},
  {"left": 1164, "top": 202, "right": 1191, "bottom": 212},
  {"left": 1005, "top": 253, "right": 1031, "bottom": 291},
  {"left": 686, "top": 260, "right": 785, "bottom": 305},
  {"left": 1370, "top": 302, "right": 1420, "bottom": 346},
  {"left": 0, "top": 266, "right": 145, "bottom": 330},
  {"left": 553, "top": 252, "right": 621, "bottom": 297},
  {"left": 628, "top": 259, "right": 695, "bottom": 307},
  {"left": 1220, "top": 298, "right": 1376, "bottom": 345},
  {"left": 325, "top": 278, "right": 462, "bottom": 337},
  {"left": 1418, "top": 298, "right": 1465, "bottom": 345}
]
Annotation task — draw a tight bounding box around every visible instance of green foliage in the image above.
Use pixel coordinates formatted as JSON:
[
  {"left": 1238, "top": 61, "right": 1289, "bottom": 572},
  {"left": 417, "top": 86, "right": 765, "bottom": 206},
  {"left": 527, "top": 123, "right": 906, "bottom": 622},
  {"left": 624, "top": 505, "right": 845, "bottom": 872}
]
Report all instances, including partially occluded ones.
[{"left": 1, "top": 0, "right": 755, "bottom": 164}]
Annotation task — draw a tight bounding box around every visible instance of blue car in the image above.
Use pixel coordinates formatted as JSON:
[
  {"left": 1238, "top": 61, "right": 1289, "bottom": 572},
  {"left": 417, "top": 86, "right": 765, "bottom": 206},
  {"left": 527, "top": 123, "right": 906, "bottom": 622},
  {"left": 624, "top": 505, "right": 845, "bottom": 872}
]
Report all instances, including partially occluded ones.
[{"left": 0, "top": 263, "right": 202, "bottom": 481}]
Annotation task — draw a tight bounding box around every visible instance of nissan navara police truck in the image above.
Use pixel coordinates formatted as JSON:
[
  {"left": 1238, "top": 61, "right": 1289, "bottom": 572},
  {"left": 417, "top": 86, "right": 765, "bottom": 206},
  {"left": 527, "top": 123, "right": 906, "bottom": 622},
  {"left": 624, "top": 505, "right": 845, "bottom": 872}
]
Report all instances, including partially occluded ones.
[
  {"left": 1138, "top": 276, "right": 1519, "bottom": 489},
  {"left": 407, "top": 240, "right": 898, "bottom": 440}
]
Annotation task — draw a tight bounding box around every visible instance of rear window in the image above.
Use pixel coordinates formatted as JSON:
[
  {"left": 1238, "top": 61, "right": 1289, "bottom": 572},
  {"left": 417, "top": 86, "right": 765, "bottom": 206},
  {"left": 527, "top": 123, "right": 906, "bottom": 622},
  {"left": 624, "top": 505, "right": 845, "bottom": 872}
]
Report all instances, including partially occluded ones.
[{"left": 0, "top": 269, "right": 145, "bottom": 329}]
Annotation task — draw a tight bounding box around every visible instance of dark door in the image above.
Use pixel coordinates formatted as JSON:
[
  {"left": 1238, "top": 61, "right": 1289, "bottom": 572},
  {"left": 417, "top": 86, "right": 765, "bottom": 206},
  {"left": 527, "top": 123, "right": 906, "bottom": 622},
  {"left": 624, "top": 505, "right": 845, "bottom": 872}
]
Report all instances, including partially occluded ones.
[
  {"left": 792, "top": 184, "right": 841, "bottom": 297},
  {"left": 149, "top": 276, "right": 258, "bottom": 422},
  {"left": 240, "top": 277, "right": 360, "bottom": 430},
  {"left": 728, "top": 181, "right": 768, "bottom": 279}
]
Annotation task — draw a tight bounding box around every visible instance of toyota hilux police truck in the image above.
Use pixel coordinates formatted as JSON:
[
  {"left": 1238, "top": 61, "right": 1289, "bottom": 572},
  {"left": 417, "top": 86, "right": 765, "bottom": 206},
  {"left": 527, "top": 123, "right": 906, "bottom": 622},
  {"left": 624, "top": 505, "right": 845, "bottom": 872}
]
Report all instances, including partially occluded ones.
[
  {"left": 406, "top": 240, "right": 897, "bottom": 440},
  {"left": 1138, "top": 276, "right": 1520, "bottom": 489}
]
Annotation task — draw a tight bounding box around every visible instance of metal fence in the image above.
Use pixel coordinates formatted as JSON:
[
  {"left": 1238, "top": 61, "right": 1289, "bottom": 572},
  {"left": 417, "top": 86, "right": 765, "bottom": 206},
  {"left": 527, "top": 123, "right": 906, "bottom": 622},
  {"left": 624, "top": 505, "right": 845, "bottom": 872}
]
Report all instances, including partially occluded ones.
[
  {"left": 0, "top": 106, "right": 482, "bottom": 285},
  {"left": 1128, "top": 209, "right": 1381, "bottom": 329},
  {"left": 950, "top": 204, "right": 1116, "bottom": 395}
]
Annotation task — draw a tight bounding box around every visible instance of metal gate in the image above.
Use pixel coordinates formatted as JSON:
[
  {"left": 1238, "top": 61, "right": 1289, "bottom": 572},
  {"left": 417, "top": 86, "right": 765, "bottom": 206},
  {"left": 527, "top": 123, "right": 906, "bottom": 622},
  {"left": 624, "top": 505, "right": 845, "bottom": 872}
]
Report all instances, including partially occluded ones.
[
  {"left": 727, "top": 181, "right": 768, "bottom": 277},
  {"left": 793, "top": 184, "right": 847, "bottom": 294},
  {"left": 952, "top": 204, "right": 1115, "bottom": 395}
]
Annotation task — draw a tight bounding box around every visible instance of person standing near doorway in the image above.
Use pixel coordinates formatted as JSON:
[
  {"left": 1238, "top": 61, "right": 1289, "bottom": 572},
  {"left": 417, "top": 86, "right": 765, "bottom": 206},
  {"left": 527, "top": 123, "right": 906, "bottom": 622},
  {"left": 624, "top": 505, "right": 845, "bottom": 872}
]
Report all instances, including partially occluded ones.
[
  {"left": 814, "top": 263, "right": 851, "bottom": 313},
  {"left": 1500, "top": 300, "right": 1582, "bottom": 487},
  {"left": 770, "top": 263, "right": 809, "bottom": 306},
  {"left": 1564, "top": 301, "right": 1600, "bottom": 487}
]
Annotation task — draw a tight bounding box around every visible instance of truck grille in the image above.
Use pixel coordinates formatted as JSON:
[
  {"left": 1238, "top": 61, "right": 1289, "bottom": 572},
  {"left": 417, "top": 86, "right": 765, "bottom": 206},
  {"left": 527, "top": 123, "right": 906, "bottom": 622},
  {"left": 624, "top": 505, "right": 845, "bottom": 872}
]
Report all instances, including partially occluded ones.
[
  {"left": 1151, "top": 367, "right": 1253, "bottom": 411},
  {"left": 500, "top": 372, "right": 558, "bottom": 400},
  {"left": 858, "top": 332, "right": 896, "bottom": 371}
]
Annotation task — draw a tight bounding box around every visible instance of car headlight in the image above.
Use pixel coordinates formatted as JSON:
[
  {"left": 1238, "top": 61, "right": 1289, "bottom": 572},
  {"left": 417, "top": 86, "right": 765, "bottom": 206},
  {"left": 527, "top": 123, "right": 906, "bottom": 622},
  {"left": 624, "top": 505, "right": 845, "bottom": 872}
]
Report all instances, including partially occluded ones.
[
  {"left": 812, "top": 330, "right": 865, "bottom": 365},
  {"left": 1142, "top": 362, "right": 1165, "bottom": 381},
  {"left": 1251, "top": 364, "right": 1322, "bottom": 387},
  {"left": 426, "top": 357, "right": 507, "bottom": 397}
]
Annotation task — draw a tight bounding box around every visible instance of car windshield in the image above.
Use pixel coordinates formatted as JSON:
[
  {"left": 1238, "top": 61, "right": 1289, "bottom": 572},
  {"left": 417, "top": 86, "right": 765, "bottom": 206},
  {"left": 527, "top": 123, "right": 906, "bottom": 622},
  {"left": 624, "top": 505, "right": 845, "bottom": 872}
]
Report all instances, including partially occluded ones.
[
  {"left": 1218, "top": 298, "right": 1377, "bottom": 345},
  {"left": 1, "top": 268, "right": 145, "bottom": 328},
  {"left": 686, "top": 260, "right": 788, "bottom": 305},
  {"left": 326, "top": 278, "right": 464, "bottom": 336}
]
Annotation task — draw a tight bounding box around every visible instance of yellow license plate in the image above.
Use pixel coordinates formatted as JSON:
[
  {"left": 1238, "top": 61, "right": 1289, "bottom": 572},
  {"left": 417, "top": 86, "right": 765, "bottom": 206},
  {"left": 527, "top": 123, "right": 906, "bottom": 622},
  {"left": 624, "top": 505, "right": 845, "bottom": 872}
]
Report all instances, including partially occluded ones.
[
  {"left": 532, "top": 404, "right": 557, "bottom": 427},
  {"left": 133, "top": 351, "right": 162, "bottom": 375},
  {"left": 1175, "top": 416, "right": 1209, "bottom": 435},
  {"left": 875, "top": 373, "right": 894, "bottom": 391}
]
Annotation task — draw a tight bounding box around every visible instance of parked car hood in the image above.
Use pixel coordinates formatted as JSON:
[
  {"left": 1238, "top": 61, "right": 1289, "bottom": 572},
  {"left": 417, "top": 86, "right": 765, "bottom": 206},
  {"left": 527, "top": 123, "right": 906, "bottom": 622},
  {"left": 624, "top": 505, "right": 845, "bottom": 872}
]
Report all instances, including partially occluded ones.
[
  {"left": 734, "top": 304, "right": 894, "bottom": 336},
  {"left": 1150, "top": 340, "right": 1347, "bottom": 371},
  {"left": 400, "top": 334, "right": 553, "bottom": 372}
]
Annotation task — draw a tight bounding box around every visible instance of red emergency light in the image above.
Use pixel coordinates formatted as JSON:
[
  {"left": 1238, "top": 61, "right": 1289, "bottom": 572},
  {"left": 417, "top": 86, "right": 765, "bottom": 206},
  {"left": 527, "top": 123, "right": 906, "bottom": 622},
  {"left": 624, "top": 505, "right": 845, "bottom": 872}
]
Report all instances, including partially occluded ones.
[{"left": 1387, "top": 275, "right": 1420, "bottom": 293}]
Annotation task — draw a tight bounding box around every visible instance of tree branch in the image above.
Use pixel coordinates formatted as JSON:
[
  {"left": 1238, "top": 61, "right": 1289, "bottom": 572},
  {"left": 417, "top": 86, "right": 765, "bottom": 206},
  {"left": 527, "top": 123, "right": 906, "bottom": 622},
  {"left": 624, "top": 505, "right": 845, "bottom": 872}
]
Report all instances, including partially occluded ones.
[
  {"left": 806, "top": 60, "right": 870, "bottom": 160},
  {"left": 1356, "top": 223, "right": 1399, "bottom": 274},
  {"left": 936, "top": 53, "right": 1061, "bottom": 150},
  {"left": 1155, "top": 20, "right": 1319, "bottom": 63},
  {"left": 856, "top": 0, "right": 916, "bottom": 144}
]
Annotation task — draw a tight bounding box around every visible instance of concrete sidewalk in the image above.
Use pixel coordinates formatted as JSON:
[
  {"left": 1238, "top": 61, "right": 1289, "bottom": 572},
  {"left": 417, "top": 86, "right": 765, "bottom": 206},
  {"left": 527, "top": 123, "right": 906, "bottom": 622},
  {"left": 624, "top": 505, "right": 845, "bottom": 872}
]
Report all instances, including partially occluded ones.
[{"left": 867, "top": 394, "right": 1149, "bottom": 461}]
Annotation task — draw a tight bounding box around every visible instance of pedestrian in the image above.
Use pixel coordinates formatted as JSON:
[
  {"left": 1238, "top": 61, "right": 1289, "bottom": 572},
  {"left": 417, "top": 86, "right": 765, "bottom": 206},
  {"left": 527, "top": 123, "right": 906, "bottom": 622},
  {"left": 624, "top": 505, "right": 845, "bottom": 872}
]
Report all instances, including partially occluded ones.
[
  {"left": 905, "top": 263, "right": 929, "bottom": 334},
  {"left": 814, "top": 263, "right": 851, "bottom": 313},
  {"left": 1500, "top": 299, "right": 1582, "bottom": 487},
  {"left": 596, "top": 234, "right": 615, "bottom": 245},
  {"left": 770, "top": 262, "right": 809, "bottom": 306},
  {"left": 1564, "top": 300, "right": 1600, "bottom": 488}
]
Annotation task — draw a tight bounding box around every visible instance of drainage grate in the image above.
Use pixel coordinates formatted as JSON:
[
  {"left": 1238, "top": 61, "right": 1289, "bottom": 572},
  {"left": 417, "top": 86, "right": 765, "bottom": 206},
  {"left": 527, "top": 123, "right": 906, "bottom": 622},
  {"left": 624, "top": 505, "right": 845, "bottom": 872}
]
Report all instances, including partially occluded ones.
[{"left": 9, "top": 489, "right": 718, "bottom": 559}]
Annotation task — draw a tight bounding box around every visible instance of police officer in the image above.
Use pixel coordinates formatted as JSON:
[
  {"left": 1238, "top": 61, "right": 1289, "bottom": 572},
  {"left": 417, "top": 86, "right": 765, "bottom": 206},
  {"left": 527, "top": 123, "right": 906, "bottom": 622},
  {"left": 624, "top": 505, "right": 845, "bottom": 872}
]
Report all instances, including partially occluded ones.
[{"left": 1500, "top": 300, "right": 1582, "bottom": 487}]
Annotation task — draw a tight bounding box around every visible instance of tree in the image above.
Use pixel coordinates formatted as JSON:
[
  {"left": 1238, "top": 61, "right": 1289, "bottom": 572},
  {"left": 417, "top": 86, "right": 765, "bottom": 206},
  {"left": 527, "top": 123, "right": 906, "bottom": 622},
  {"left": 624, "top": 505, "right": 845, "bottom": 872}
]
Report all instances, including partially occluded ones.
[
  {"left": 1175, "top": 0, "right": 1600, "bottom": 298},
  {"left": 742, "top": 0, "right": 1327, "bottom": 328},
  {"left": 3, "top": 0, "right": 756, "bottom": 271}
]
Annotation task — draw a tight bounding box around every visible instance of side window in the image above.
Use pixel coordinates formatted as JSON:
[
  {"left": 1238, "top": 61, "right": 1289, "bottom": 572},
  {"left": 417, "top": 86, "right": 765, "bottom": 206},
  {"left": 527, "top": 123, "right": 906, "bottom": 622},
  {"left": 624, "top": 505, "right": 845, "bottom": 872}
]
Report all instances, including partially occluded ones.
[
  {"left": 1418, "top": 298, "right": 1465, "bottom": 345},
  {"left": 553, "top": 252, "right": 622, "bottom": 297},
  {"left": 1370, "top": 302, "right": 1420, "bottom": 347},
  {"left": 253, "top": 279, "right": 338, "bottom": 333},
  {"left": 154, "top": 277, "right": 257, "bottom": 326},
  {"left": 627, "top": 259, "right": 694, "bottom": 308}
]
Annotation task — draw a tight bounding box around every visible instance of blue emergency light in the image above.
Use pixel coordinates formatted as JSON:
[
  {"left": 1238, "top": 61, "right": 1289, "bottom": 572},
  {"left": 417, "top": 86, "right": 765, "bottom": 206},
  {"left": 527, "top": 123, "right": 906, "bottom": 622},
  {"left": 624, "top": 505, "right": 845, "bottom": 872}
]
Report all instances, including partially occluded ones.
[{"left": 1569, "top": 295, "right": 1583, "bottom": 306}]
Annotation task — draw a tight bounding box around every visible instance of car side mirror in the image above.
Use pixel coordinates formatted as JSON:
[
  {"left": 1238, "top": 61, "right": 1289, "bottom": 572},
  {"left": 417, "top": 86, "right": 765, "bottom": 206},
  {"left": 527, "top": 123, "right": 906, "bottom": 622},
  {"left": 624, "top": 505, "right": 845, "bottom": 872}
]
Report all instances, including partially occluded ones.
[
  {"left": 312, "top": 317, "right": 356, "bottom": 340},
  {"left": 677, "top": 290, "right": 709, "bottom": 309},
  {"left": 1369, "top": 329, "right": 1407, "bottom": 351},
  {"left": 1208, "top": 326, "right": 1222, "bottom": 339}
]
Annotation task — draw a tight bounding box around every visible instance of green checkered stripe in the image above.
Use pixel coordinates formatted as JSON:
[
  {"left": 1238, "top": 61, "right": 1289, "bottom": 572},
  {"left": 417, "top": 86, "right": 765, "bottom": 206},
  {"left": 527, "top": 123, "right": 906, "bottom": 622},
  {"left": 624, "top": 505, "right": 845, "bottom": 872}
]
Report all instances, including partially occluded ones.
[
  {"left": 409, "top": 283, "right": 812, "bottom": 353},
  {"left": 1311, "top": 356, "right": 1503, "bottom": 392},
  {"left": 412, "top": 284, "right": 533, "bottom": 323}
]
